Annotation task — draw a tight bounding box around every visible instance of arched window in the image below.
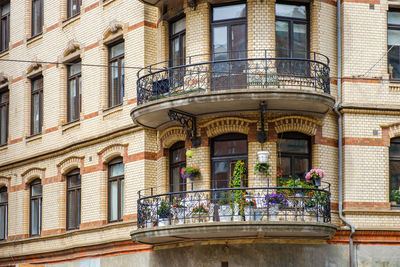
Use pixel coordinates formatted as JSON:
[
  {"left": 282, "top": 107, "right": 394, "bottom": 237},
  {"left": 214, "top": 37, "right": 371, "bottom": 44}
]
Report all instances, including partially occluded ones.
[
  {"left": 108, "top": 157, "right": 124, "bottom": 222},
  {"left": 169, "top": 141, "right": 186, "bottom": 192},
  {"left": 66, "top": 169, "right": 81, "bottom": 230},
  {"left": 277, "top": 132, "right": 311, "bottom": 180},
  {"left": 390, "top": 138, "right": 400, "bottom": 206},
  {"left": 0, "top": 186, "right": 7, "bottom": 240},
  {"left": 30, "top": 179, "right": 42, "bottom": 236},
  {"left": 211, "top": 133, "right": 248, "bottom": 188}
]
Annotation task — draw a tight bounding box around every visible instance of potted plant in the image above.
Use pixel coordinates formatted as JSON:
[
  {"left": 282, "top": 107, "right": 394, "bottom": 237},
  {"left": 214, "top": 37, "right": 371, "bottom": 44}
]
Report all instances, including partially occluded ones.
[
  {"left": 181, "top": 165, "right": 201, "bottom": 179},
  {"left": 157, "top": 200, "right": 171, "bottom": 226},
  {"left": 265, "top": 193, "right": 286, "bottom": 221},
  {"left": 390, "top": 190, "right": 400, "bottom": 205},
  {"left": 231, "top": 160, "right": 247, "bottom": 221},
  {"left": 254, "top": 162, "right": 270, "bottom": 175},
  {"left": 218, "top": 192, "right": 232, "bottom": 222},
  {"left": 304, "top": 191, "right": 327, "bottom": 222},
  {"left": 257, "top": 151, "right": 269, "bottom": 163},
  {"left": 305, "top": 169, "right": 326, "bottom": 187},
  {"left": 191, "top": 203, "right": 209, "bottom": 223},
  {"left": 243, "top": 199, "right": 257, "bottom": 221},
  {"left": 172, "top": 200, "right": 186, "bottom": 225}
]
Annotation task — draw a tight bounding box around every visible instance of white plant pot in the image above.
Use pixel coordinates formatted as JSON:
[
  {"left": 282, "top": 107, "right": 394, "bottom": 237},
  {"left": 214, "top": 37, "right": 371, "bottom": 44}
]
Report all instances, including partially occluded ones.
[
  {"left": 146, "top": 220, "right": 153, "bottom": 228},
  {"left": 244, "top": 206, "right": 254, "bottom": 221},
  {"left": 158, "top": 217, "right": 170, "bottom": 227},
  {"left": 254, "top": 209, "right": 263, "bottom": 221},
  {"left": 218, "top": 205, "right": 232, "bottom": 222},
  {"left": 233, "top": 203, "right": 242, "bottom": 222},
  {"left": 257, "top": 151, "right": 269, "bottom": 163},
  {"left": 174, "top": 207, "right": 186, "bottom": 225},
  {"left": 269, "top": 204, "right": 279, "bottom": 222}
]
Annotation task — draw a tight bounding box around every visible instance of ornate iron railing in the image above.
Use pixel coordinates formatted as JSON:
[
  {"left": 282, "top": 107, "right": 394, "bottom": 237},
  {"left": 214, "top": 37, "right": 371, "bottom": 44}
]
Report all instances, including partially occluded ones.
[
  {"left": 136, "top": 50, "right": 330, "bottom": 105},
  {"left": 137, "top": 182, "right": 331, "bottom": 229}
]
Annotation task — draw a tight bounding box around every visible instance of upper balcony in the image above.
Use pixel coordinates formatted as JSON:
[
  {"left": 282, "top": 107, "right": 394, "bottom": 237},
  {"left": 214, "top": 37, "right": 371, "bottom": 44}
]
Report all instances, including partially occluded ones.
[
  {"left": 130, "top": 183, "right": 337, "bottom": 246},
  {"left": 131, "top": 50, "right": 335, "bottom": 129}
]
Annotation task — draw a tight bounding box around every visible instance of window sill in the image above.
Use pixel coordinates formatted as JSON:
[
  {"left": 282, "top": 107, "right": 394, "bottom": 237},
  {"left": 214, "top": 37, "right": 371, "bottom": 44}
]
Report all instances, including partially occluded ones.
[
  {"left": 26, "top": 34, "right": 43, "bottom": 47},
  {"left": 0, "top": 49, "right": 9, "bottom": 58},
  {"left": 62, "top": 120, "right": 81, "bottom": 134},
  {"left": 26, "top": 134, "right": 42, "bottom": 144},
  {"left": 102, "top": 104, "right": 123, "bottom": 120},
  {"left": 62, "top": 14, "right": 81, "bottom": 29},
  {"left": 0, "top": 144, "right": 7, "bottom": 152},
  {"left": 103, "top": 0, "right": 117, "bottom": 8}
]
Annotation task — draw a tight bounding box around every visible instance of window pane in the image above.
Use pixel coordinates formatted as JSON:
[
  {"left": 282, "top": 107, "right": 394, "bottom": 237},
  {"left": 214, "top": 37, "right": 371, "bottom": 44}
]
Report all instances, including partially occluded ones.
[
  {"left": 279, "top": 139, "right": 309, "bottom": 154},
  {"left": 293, "top": 23, "right": 307, "bottom": 58},
  {"left": 120, "top": 179, "right": 124, "bottom": 217},
  {"left": 31, "top": 199, "right": 38, "bottom": 235},
  {"left": 171, "top": 166, "right": 182, "bottom": 192},
  {"left": 67, "top": 191, "right": 75, "bottom": 228},
  {"left": 69, "top": 79, "right": 77, "bottom": 121},
  {"left": 31, "top": 183, "right": 42, "bottom": 196},
  {"left": 0, "top": 205, "right": 5, "bottom": 239},
  {"left": 0, "top": 105, "right": 7, "bottom": 144},
  {"left": 390, "top": 160, "right": 400, "bottom": 191},
  {"left": 32, "top": 78, "right": 43, "bottom": 91},
  {"left": 110, "top": 61, "right": 119, "bottom": 107},
  {"left": 389, "top": 11, "right": 400, "bottom": 25},
  {"left": 276, "top": 21, "right": 289, "bottom": 57},
  {"left": 171, "top": 37, "right": 180, "bottom": 67},
  {"left": 121, "top": 58, "right": 124, "bottom": 103},
  {"left": 172, "top": 17, "right": 185, "bottom": 34},
  {"left": 110, "top": 181, "right": 118, "bottom": 221},
  {"left": 68, "top": 174, "right": 81, "bottom": 187},
  {"left": 1, "top": 3, "right": 10, "bottom": 16},
  {"left": 212, "top": 161, "right": 229, "bottom": 188},
  {"left": 276, "top": 4, "right": 306, "bottom": 19},
  {"left": 213, "top": 4, "right": 246, "bottom": 21},
  {"left": 32, "top": 93, "right": 40, "bottom": 134},
  {"left": 231, "top": 24, "right": 246, "bottom": 59},
  {"left": 280, "top": 157, "right": 291, "bottom": 178},
  {"left": 69, "top": 62, "right": 81, "bottom": 76},
  {"left": 390, "top": 143, "right": 400, "bottom": 158},
  {"left": 294, "top": 157, "right": 308, "bottom": 179},
  {"left": 0, "top": 90, "right": 8, "bottom": 103},
  {"left": 32, "top": 0, "right": 42, "bottom": 35},
  {"left": 110, "top": 162, "right": 124, "bottom": 177},
  {"left": 0, "top": 190, "right": 7, "bottom": 203},
  {"left": 213, "top": 139, "right": 247, "bottom": 156},
  {"left": 171, "top": 147, "right": 185, "bottom": 164},
  {"left": 111, "top": 42, "right": 124, "bottom": 58}
]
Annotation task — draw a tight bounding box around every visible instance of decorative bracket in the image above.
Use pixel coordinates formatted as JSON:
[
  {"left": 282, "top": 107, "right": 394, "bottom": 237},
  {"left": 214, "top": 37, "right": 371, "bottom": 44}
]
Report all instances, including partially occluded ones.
[
  {"left": 187, "top": 0, "right": 197, "bottom": 10},
  {"left": 168, "top": 110, "right": 201, "bottom": 148},
  {"left": 257, "top": 101, "right": 268, "bottom": 143}
]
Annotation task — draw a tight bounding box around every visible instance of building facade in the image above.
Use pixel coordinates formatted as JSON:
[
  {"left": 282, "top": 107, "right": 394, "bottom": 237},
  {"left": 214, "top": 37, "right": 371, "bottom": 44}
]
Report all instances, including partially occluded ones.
[{"left": 0, "top": 0, "right": 400, "bottom": 266}]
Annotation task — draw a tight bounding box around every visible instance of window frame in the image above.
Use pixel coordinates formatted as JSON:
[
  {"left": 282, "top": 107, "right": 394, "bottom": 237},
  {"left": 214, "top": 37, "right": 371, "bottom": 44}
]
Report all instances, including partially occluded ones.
[
  {"left": 389, "top": 137, "right": 400, "bottom": 207},
  {"left": 29, "top": 178, "right": 42, "bottom": 237},
  {"left": 66, "top": 169, "right": 81, "bottom": 231},
  {"left": 169, "top": 141, "right": 186, "bottom": 192},
  {"left": 388, "top": 9, "right": 400, "bottom": 80},
  {"left": 0, "top": 186, "right": 7, "bottom": 240},
  {"left": 30, "top": 75, "right": 43, "bottom": 136},
  {"left": 67, "top": 61, "right": 82, "bottom": 122},
  {"left": 107, "top": 40, "right": 124, "bottom": 108},
  {"left": 31, "top": 0, "right": 43, "bottom": 37},
  {"left": 108, "top": 157, "right": 124, "bottom": 223},
  {"left": 169, "top": 16, "right": 186, "bottom": 67},
  {"left": 0, "top": 86, "right": 8, "bottom": 146},
  {"left": 0, "top": 1, "right": 10, "bottom": 52},
  {"left": 67, "top": 0, "right": 81, "bottom": 19}
]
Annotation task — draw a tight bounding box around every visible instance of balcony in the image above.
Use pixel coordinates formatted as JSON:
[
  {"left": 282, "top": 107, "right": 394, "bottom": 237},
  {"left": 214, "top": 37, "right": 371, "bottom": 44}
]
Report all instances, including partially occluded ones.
[
  {"left": 131, "top": 50, "right": 335, "bottom": 129},
  {"left": 130, "top": 184, "right": 337, "bottom": 246}
]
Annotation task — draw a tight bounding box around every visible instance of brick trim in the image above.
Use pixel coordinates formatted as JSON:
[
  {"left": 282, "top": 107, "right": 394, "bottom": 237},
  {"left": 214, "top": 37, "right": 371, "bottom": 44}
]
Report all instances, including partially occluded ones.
[
  {"left": 45, "top": 126, "right": 59, "bottom": 134},
  {"left": 342, "top": 77, "right": 381, "bottom": 83},
  {"left": 159, "top": 127, "right": 186, "bottom": 149},
  {"left": 10, "top": 137, "right": 23, "bottom": 144},
  {"left": 127, "top": 21, "right": 157, "bottom": 32},
  {"left": 343, "top": 137, "right": 387, "bottom": 147},
  {"left": 126, "top": 152, "right": 157, "bottom": 162},
  {"left": 45, "top": 63, "right": 56, "bottom": 70},
  {"left": 46, "top": 22, "right": 60, "bottom": 33},
  {"left": 314, "top": 126, "right": 338, "bottom": 147},
  {"left": 342, "top": 0, "right": 379, "bottom": 4},
  {"left": 84, "top": 1, "right": 99, "bottom": 13},
  {"left": 343, "top": 201, "right": 390, "bottom": 210},
  {"left": 42, "top": 228, "right": 66, "bottom": 236},
  {"left": 83, "top": 111, "right": 99, "bottom": 120},
  {"left": 127, "top": 98, "right": 137, "bottom": 104},
  {"left": 11, "top": 76, "right": 23, "bottom": 84},
  {"left": 329, "top": 230, "right": 400, "bottom": 245},
  {"left": 42, "top": 176, "right": 63, "bottom": 185},
  {"left": 84, "top": 41, "right": 100, "bottom": 52},
  {"left": 80, "top": 220, "right": 107, "bottom": 229},
  {"left": 123, "top": 213, "right": 137, "bottom": 221},
  {"left": 271, "top": 116, "right": 322, "bottom": 136},
  {"left": 11, "top": 40, "right": 24, "bottom": 49},
  {"left": 6, "top": 234, "right": 30, "bottom": 240}
]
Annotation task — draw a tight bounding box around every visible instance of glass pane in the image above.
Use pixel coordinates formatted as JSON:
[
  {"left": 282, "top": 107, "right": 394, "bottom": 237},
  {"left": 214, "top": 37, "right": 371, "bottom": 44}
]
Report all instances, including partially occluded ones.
[
  {"left": 1, "top": 3, "right": 10, "bottom": 16},
  {"left": 390, "top": 143, "right": 400, "bottom": 158},
  {"left": 110, "top": 162, "right": 124, "bottom": 177},
  {"left": 171, "top": 166, "right": 181, "bottom": 192},
  {"left": 231, "top": 24, "right": 246, "bottom": 59},
  {"left": 212, "top": 161, "right": 229, "bottom": 188},
  {"left": 276, "top": 4, "right": 306, "bottom": 19},
  {"left": 279, "top": 139, "right": 309, "bottom": 153},
  {"left": 77, "top": 189, "right": 81, "bottom": 226},
  {"left": 0, "top": 205, "right": 5, "bottom": 239},
  {"left": 213, "top": 4, "right": 246, "bottom": 21},
  {"left": 0, "top": 190, "right": 7, "bottom": 203},
  {"left": 0, "top": 90, "right": 8, "bottom": 103},
  {"left": 111, "top": 42, "right": 124, "bottom": 58},
  {"left": 390, "top": 160, "right": 400, "bottom": 191},
  {"left": 33, "top": 93, "right": 40, "bottom": 134},
  {"left": 213, "top": 26, "right": 228, "bottom": 60},
  {"left": 276, "top": 21, "right": 289, "bottom": 57},
  {"left": 120, "top": 179, "right": 124, "bottom": 217},
  {"left": 387, "top": 29, "right": 400, "bottom": 46},
  {"left": 171, "top": 146, "right": 185, "bottom": 164},
  {"left": 121, "top": 58, "right": 124, "bottom": 103},
  {"left": 31, "top": 199, "right": 38, "bottom": 235},
  {"left": 110, "top": 61, "right": 119, "bottom": 107},
  {"left": 171, "top": 37, "right": 180, "bottom": 67},
  {"left": 294, "top": 158, "right": 309, "bottom": 179},
  {"left": 69, "top": 79, "right": 77, "bottom": 121},
  {"left": 172, "top": 17, "right": 185, "bottom": 34},
  {"left": 110, "top": 181, "right": 118, "bottom": 221},
  {"left": 213, "top": 139, "right": 247, "bottom": 156},
  {"left": 280, "top": 157, "right": 291, "bottom": 178},
  {"left": 67, "top": 191, "right": 75, "bottom": 228},
  {"left": 68, "top": 174, "right": 81, "bottom": 187},
  {"left": 69, "top": 62, "right": 81, "bottom": 76},
  {"left": 389, "top": 11, "right": 400, "bottom": 25},
  {"left": 32, "top": 0, "right": 41, "bottom": 35},
  {"left": 0, "top": 105, "right": 6, "bottom": 144},
  {"left": 32, "top": 78, "right": 43, "bottom": 91},
  {"left": 388, "top": 45, "right": 400, "bottom": 79},
  {"left": 31, "top": 183, "right": 42, "bottom": 196},
  {"left": 293, "top": 23, "right": 307, "bottom": 58}
]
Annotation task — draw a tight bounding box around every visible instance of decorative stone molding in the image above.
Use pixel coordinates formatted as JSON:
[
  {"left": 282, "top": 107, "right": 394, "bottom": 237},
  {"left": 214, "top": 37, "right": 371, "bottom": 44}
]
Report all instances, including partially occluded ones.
[
  {"left": 0, "top": 175, "right": 11, "bottom": 188},
  {"left": 98, "top": 143, "right": 128, "bottom": 163},
  {"left": 381, "top": 122, "right": 400, "bottom": 139},
  {"left": 0, "top": 72, "right": 9, "bottom": 86},
  {"left": 57, "top": 156, "right": 84, "bottom": 175},
  {"left": 103, "top": 20, "right": 124, "bottom": 42},
  {"left": 21, "top": 167, "right": 46, "bottom": 185},
  {"left": 200, "top": 117, "right": 257, "bottom": 138},
  {"left": 159, "top": 127, "right": 186, "bottom": 149},
  {"left": 63, "top": 40, "right": 81, "bottom": 58},
  {"left": 270, "top": 116, "right": 322, "bottom": 136},
  {"left": 26, "top": 59, "right": 42, "bottom": 76}
]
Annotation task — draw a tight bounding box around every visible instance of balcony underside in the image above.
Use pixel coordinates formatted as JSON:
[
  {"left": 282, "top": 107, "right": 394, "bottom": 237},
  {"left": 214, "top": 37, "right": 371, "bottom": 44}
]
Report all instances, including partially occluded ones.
[
  {"left": 131, "top": 89, "right": 335, "bottom": 129},
  {"left": 131, "top": 221, "right": 337, "bottom": 246}
]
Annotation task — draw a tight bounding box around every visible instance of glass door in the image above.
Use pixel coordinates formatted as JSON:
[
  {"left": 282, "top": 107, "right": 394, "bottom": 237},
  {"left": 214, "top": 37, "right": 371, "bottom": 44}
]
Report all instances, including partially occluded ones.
[{"left": 170, "top": 141, "right": 186, "bottom": 192}]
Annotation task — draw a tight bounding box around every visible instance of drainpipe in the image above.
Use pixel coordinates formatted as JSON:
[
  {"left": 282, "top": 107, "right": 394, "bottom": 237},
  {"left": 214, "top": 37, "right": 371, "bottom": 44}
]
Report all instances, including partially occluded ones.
[{"left": 333, "top": 1, "right": 356, "bottom": 267}]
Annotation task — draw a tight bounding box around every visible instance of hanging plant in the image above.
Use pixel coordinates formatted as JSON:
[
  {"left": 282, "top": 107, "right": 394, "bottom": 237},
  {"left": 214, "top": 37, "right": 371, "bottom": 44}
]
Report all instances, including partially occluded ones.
[{"left": 254, "top": 162, "right": 270, "bottom": 175}]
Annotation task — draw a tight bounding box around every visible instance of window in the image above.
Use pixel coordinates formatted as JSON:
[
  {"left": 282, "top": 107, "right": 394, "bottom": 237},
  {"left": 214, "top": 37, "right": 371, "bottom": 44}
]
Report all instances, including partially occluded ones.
[
  {"left": 0, "top": 186, "right": 7, "bottom": 240},
  {"left": 31, "top": 0, "right": 43, "bottom": 37},
  {"left": 389, "top": 138, "right": 400, "bottom": 205},
  {"left": 277, "top": 132, "right": 311, "bottom": 180},
  {"left": 211, "top": 133, "right": 248, "bottom": 188},
  {"left": 108, "top": 157, "right": 124, "bottom": 222},
  {"left": 108, "top": 42, "right": 124, "bottom": 108},
  {"left": 66, "top": 169, "right": 81, "bottom": 230},
  {"left": 211, "top": 3, "right": 247, "bottom": 89},
  {"left": 0, "top": 1, "right": 10, "bottom": 52},
  {"left": 388, "top": 10, "right": 400, "bottom": 79},
  {"left": 30, "top": 179, "right": 42, "bottom": 236},
  {"left": 170, "top": 17, "right": 186, "bottom": 67},
  {"left": 31, "top": 76, "right": 43, "bottom": 136},
  {"left": 67, "top": 0, "right": 81, "bottom": 19},
  {"left": 0, "top": 87, "right": 8, "bottom": 145},
  {"left": 169, "top": 141, "right": 186, "bottom": 192},
  {"left": 67, "top": 61, "right": 81, "bottom": 122},
  {"left": 275, "top": 3, "right": 309, "bottom": 74}
]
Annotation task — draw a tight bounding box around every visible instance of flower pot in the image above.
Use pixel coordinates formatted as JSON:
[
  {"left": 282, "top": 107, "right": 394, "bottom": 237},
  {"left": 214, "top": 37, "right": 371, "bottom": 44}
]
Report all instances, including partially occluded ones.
[
  {"left": 158, "top": 217, "right": 170, "bottom": 227},
  {"left": 244, "top": 206, "right": 254, "bottom": 221},
  {"left": 313, "top": 177, "right": 321, "bottom": 187},
  {"left": 233, "top": 203, "right": 242, "bottom": 222},
  {"left": 174, "top": 207, "right": 186, "bottom": 225},
  {"left": 218, "top": 205, "right": 232, "bottom": 222},
  {"left": 254, "top": 208, "right": 263, "bottom": 221},
  {"left": 257, "top": 151, "right": 269, "bottom": 163},
  {"left": 268, "top": 204, "right": 279, "bottom": 221},
  {"left": 146, "top": 220, "right": 153, "bottom": 228},
  {"left": 191, "top": 212, "right": 208, "bottom": 223},
  {"left": 189, "top": 173, "right": 198, "bottom": 179}
]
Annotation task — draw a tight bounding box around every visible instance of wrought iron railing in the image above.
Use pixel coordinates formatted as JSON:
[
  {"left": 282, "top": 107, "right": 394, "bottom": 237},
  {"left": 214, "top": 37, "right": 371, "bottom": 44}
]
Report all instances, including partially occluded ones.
[
  {"left": 136, "top": 50, "right": 330, "bottom": 105},
  {"left": 137, "top": 182, "right": 331, "bottom": 229}
]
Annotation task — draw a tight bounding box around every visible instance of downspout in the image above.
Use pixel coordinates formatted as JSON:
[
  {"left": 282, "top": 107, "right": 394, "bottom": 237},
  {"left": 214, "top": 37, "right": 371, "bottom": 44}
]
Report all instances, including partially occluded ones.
[{"left": 333, "top": 1, "right": 356, "bottom": 267}]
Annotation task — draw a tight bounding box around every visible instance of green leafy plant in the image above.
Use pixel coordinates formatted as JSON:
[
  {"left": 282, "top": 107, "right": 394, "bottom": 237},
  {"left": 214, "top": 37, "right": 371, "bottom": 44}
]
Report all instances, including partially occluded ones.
[
  {"left": 390, "top": 190, "right": 400, "bottom": 204},
  {"left": 243, "top": 199, "right": 257, "bottom": 207},
  {"left": 231, "top": 160, "right": 247, "bottom": 215},
  {"left": 192, "top": 203, "right": 208, "bottom": 214},
  {"left": 181, "top": 165, "right": 201, "bottom": 179},
  {"left": 277, "top": 178, "right": 314, "bottom": 197},
  {"left": 218, "top": 192, "right": 231, "bottom": 205},
  {"left": 305, "top": 191, "right": 328, "bottom": 208},
  {"left": 157, "top": 200, "right": 171, "bottom": 218},
  {"left": 254, "top": 162, "right": 270, "bottom": 175},
  {"left": 172, "top": 200, "right": 185, "bottom": 208}
]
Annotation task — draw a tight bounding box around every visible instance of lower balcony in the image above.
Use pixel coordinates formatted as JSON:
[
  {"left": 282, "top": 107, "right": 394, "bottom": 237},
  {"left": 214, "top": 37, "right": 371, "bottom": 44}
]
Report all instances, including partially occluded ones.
[
  {"left": 131, "top": 51, "right": 335, "bottom": 129},
  {"left": 131, "top": 185, "right": 337, "bottom": 246}
]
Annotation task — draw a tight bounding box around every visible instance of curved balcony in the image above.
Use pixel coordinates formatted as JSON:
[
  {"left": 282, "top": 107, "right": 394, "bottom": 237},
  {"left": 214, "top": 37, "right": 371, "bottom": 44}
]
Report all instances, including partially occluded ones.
[
  {"left": 131, "top": 184, "right": 337, "bottom": 245},
  {"left": 131, "top": 51, "right": 335, "bottom": 129}
]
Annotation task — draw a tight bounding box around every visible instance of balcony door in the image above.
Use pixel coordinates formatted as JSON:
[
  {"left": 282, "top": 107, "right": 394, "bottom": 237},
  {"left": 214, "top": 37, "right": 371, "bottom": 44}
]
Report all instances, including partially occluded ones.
[
  {"left": 211, "top": 3, "right": 247, "bottom": 90},
  {"left": 211, "top": 133, "right": 248, "bottom": 189},
  {"left": 170, "top": 141, "right": 186, "bottom": 192}
]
